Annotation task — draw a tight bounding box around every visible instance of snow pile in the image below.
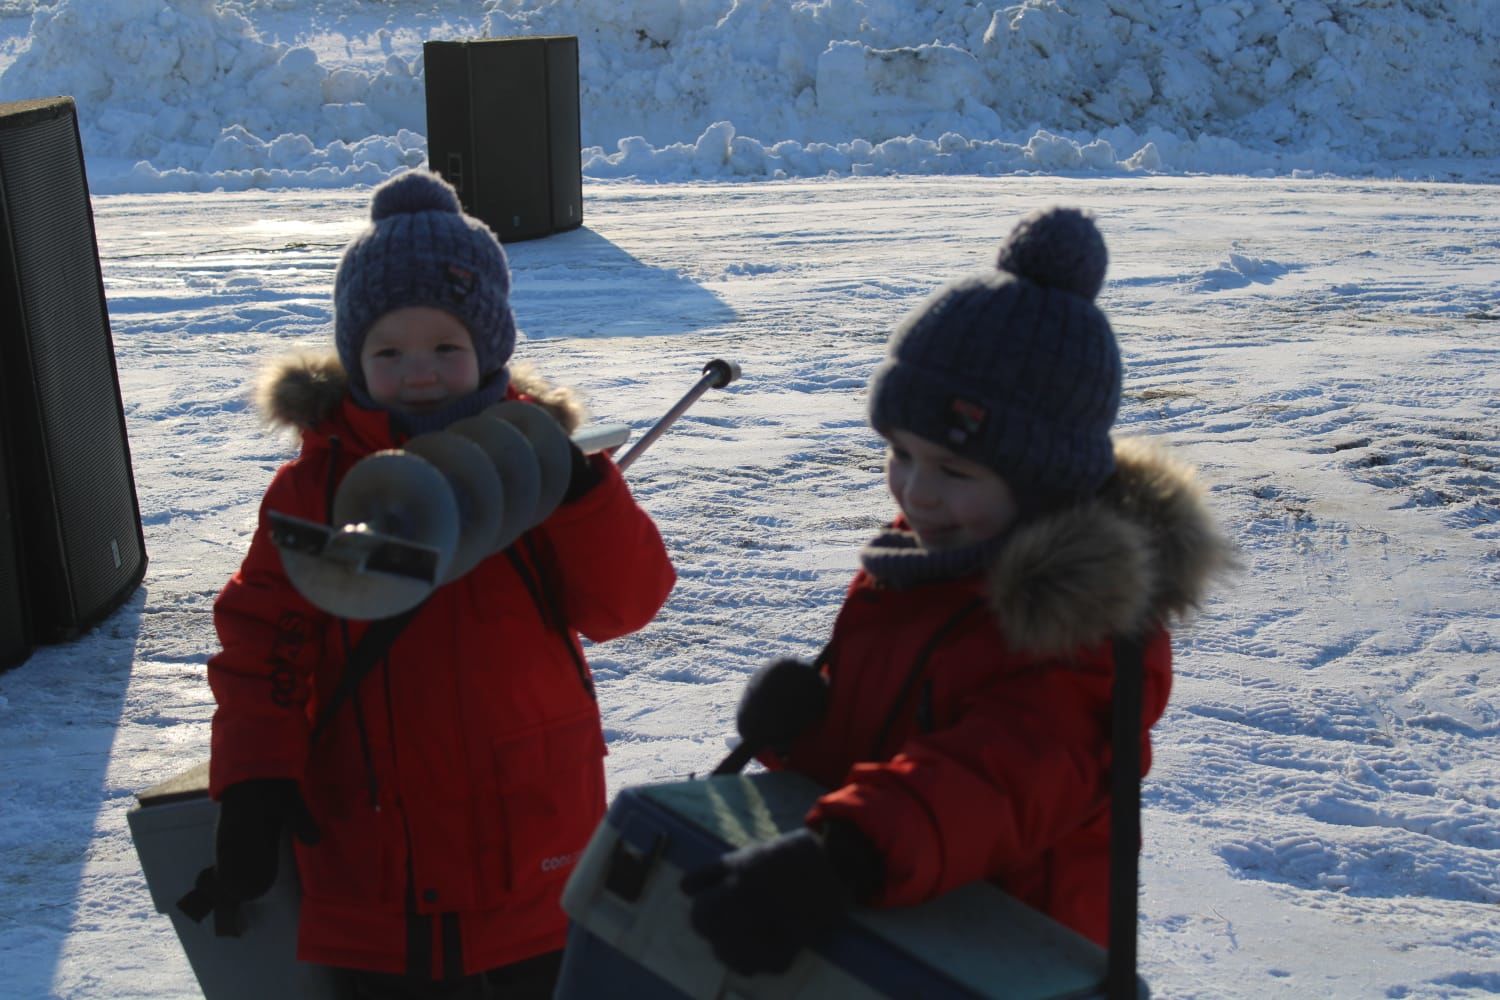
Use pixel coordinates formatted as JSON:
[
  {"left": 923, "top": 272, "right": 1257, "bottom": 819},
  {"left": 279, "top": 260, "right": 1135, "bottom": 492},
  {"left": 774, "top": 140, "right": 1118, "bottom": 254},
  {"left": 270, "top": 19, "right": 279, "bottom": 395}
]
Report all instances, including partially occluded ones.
[
  {"left": 496, "top": 0, "right": 1498, "bottom": 179},
  {"left": 0, "top": 0, "right": 1494, "bottom": 191},
  {"left": 0, "top": 0, "right": 429, "bottom": 189}
]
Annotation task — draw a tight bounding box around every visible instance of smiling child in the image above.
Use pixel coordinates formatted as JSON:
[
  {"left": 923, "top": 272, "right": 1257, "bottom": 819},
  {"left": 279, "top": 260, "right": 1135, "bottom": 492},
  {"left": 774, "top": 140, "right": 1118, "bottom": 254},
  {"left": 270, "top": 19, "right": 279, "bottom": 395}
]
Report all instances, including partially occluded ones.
[
  {"left": 681, "top": 206, "right": 1235, "bottom": 977},
  {"left": 205, "top": 170, "right": 675, "bottom": 999}
]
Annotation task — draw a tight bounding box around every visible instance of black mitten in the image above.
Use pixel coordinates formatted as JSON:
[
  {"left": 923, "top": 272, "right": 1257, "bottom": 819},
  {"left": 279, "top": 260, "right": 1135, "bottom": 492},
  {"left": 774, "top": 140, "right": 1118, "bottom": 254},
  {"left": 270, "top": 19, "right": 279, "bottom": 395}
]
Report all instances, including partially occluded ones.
[
  {"left": 680, "top": 822, "right": 882, "bottom": 977},
  {"left": 561, "top": 440, "right": 603, "bottom": 504},
  {"left": 213, "top": 778, "right": 320, "bottom": 903},
  {"left": 736, "top": 658, "right": 830, "bottom": 756}
]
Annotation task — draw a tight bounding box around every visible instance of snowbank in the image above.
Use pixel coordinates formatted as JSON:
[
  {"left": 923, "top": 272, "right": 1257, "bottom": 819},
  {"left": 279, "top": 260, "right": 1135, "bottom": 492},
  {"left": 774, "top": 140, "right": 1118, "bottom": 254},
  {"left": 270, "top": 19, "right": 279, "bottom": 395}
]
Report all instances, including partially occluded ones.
[{"left": 0, "top": 0, "right": 1494, "bottom": 193}]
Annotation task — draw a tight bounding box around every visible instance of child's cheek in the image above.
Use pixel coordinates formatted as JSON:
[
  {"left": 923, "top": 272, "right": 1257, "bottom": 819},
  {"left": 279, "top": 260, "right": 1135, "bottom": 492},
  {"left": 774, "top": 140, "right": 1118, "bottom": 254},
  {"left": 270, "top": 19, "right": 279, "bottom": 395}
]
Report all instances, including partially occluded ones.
[{"left": 887, "top": 474, "right": 916, "bottom": 523}]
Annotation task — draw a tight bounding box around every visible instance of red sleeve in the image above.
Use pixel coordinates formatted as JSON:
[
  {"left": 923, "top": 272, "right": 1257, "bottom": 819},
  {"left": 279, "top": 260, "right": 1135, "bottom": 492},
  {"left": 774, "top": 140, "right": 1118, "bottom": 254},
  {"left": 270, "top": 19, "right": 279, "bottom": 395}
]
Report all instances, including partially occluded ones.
[
  {"left": 207, "top": 464, "right": 330, "bottom": 798},
  {"left": 808, "top": 630, "right": 1171, "bottom": 907},
  {"left": 533, "top": 455, "right": 675, "bottom": 642}
]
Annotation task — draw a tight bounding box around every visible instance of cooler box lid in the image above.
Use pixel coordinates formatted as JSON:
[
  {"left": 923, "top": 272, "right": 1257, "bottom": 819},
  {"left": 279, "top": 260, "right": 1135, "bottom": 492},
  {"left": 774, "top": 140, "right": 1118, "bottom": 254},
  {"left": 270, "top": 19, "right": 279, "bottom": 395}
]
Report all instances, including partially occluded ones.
[{"left": 562, "top": 771, "right": 1114, "bottom": 999}]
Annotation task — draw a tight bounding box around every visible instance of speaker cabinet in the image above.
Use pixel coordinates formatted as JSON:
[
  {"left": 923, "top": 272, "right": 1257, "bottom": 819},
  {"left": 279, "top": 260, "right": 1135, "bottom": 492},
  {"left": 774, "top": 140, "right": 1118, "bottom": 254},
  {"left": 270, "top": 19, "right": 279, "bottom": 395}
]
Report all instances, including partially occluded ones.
[
  {"left": 424, "top": 35, "right": 583, "bottom": 243},
  {"left": 0, "top": 443, "right": 30, "bottom": 669},
  {"left": 0, "top": 96, "right": 147, "bottom": 655}
]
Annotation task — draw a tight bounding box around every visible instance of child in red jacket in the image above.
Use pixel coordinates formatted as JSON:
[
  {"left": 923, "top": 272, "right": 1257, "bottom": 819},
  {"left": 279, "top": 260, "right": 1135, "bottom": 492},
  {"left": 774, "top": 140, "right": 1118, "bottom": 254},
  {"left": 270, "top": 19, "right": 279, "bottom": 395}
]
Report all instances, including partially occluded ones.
[
  {"left": 682, "top": 207, "right": 1233, "bottom": 975},
  {"left": 205, "top": 170, "right": 676, "bottom": 999}
]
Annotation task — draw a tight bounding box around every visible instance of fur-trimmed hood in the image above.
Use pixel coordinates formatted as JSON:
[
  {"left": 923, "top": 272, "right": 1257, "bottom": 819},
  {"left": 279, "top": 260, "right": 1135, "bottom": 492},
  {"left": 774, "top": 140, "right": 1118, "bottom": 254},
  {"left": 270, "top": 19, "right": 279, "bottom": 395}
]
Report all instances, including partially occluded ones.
[
  {"left": 985, "top": 438, "right": 1237, "bottom": 656},
  {"left": 252, "top": 352, "right": 587, "bottom": 435}
]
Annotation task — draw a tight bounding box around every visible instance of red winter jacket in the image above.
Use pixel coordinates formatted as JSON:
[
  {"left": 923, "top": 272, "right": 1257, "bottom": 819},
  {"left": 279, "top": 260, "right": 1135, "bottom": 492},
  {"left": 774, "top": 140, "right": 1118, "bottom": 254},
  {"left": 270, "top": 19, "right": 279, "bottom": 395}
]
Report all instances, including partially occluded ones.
[
  {"left": 208, "top": 356, "right": 676, "bottom": 977},
  {"left": 779, "top": 440, "right": 1231, "bottom": 947}
]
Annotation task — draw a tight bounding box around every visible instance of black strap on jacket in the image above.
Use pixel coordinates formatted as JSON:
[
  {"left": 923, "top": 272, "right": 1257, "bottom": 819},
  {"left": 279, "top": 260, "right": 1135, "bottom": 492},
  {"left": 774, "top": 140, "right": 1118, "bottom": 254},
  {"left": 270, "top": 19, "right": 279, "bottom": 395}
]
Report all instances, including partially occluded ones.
[
  {"left": 305, "top": 430, "right": 426, "bottom": 748},
  {"left": 507, "top": 535, "right": 595, "bottom": 699},
  {"left": 308, "top": 602, "right": 426, "bottom": 746},
  {"left": 1107, "top": 633, "right": 1146, "bottom": 1000}
]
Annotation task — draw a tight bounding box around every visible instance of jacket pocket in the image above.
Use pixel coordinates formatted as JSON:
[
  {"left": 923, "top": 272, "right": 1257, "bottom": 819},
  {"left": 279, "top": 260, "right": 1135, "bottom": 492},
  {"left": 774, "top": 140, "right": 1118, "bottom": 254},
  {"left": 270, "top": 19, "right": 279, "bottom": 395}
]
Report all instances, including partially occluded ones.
[{"left": 489, "top": 713, "right": 608, "bottom": 894}]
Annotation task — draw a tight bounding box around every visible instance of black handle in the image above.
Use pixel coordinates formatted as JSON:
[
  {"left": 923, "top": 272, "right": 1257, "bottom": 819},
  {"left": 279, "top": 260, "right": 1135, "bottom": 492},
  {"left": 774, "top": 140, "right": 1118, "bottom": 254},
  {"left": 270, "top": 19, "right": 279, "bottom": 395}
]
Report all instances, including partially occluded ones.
[
  {"left": 702, "top": 358, "right": 741, "bottom": 389},
  {"left": 710, "top": 741, "right": 757, "bottom": 776}
]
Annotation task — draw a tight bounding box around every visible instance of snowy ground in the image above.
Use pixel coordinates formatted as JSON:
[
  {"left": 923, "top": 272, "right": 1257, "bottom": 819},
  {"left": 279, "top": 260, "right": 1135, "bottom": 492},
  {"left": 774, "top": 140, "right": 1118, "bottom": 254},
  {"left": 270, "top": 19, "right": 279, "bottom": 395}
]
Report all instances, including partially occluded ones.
[{"left": 1, "top": 175, "right": 1498, "bottom": 999}]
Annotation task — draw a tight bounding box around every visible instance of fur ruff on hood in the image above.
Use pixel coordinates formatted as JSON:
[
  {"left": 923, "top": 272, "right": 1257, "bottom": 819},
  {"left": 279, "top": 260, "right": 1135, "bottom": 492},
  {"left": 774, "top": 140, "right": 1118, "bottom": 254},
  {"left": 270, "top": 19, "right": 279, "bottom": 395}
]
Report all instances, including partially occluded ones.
[
  {"left": 253, "top": 353, "right": 587, "bottom": 434},
  {"left": 985, "top": 438, "right": 1237, "bottom": 656}
]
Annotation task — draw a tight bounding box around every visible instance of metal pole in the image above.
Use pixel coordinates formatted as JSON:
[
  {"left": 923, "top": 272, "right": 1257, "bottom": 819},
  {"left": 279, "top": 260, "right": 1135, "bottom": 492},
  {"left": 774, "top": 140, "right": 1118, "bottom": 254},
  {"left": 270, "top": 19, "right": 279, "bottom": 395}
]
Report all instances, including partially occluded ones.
[{"left": 616, "top": 359, "right": 741, "bottom": 471}]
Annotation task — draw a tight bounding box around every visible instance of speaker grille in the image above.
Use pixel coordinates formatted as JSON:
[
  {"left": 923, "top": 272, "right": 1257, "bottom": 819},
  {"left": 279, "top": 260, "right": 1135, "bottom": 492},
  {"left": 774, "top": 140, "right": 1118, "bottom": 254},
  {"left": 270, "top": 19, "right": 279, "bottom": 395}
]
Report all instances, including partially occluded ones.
[
  {"left": 544, "top": 38, "right": 582, "bottom": 230},
  {"left": 0, "top": 100, "right": 146, "bottom": 637},
  {"left": 469, "top": 40, "right": 551, "bottom": 241},
  {"left": 0, "top": 440, "right": 29, "bottom": 668}
]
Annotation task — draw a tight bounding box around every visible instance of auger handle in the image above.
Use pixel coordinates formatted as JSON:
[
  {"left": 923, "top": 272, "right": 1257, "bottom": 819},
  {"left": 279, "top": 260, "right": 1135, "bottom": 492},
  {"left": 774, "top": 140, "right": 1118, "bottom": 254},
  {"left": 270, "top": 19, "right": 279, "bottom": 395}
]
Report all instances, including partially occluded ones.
[{"left": 616, "top": 359, "right": 741, "bottom": 472}]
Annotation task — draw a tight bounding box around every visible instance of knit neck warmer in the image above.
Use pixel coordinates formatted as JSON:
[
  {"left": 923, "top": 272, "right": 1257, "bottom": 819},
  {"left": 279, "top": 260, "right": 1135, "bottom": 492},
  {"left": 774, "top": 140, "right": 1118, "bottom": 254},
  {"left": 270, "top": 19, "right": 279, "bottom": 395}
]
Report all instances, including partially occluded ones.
[
  {"left": 353, "top": 368, "right": 512, "bottom": 438},
  {"left": 858, "top": 526, "right": 1010, "bottom": 589}
]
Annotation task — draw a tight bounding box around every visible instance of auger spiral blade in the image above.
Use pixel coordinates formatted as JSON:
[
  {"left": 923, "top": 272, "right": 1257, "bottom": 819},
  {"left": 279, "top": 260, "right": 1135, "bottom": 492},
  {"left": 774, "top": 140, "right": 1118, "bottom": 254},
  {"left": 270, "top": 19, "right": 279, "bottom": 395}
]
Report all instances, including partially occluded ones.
[
  {"left": 449, "top": 412, "right": 542, "bottom": 553},
  {"left": 402, "top": 431, "right": 506, "bottom": 583},
  {"left": 489, "top": 400, "right": 573, "bottom": 527}
]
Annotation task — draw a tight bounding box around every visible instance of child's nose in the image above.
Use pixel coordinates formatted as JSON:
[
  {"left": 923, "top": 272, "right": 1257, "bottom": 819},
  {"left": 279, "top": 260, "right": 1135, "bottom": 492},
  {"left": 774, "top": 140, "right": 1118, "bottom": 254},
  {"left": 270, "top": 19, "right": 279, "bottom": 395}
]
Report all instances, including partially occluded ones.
[{"left": 402, "top": 357, "right": 439, "bottom": 383}]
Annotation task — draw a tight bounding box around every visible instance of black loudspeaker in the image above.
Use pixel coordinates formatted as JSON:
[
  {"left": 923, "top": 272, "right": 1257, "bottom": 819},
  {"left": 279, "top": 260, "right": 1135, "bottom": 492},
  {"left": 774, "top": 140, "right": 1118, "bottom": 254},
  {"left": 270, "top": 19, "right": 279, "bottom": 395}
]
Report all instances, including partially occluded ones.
[
  {"left": 0, "top": 96, "right": 147, "bottom": 659},
  {"left": 424, "top": 35, "right": 583, "bottom": 243},
  {"left": 0, "top": 443, "right": 30, "bottom": 669}
]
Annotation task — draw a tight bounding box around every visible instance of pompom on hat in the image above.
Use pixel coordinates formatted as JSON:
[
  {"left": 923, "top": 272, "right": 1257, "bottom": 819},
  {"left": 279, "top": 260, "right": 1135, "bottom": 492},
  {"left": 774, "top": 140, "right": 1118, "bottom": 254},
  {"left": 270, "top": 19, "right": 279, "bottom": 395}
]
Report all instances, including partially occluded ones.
[
  {"left": 334, "top": 170, "right": 516, "bottom": 406},
  {"left": 868, "top": 206, "right": 1121, "bottom": 502}
]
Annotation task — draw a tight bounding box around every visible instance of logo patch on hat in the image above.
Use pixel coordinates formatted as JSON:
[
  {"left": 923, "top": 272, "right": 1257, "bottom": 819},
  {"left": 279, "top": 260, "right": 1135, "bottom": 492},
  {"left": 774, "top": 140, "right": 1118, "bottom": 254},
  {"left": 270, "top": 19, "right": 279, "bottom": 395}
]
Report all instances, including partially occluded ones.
[
  {"left": 444, "top": 263, "right": 475, "bottom": 303},
  {"left": 946, "top": 396, "right": 988, "bottom": 444}
]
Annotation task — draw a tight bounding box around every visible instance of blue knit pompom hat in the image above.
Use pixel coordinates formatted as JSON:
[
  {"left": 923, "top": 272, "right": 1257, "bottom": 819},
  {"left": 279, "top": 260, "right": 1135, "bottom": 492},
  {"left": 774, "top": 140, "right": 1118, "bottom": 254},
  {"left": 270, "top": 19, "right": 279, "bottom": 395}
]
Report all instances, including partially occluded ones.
[
  {"left": 334, "top": 170, "right": 516, "bottom": 407},
  {"left": 868, "top": 206, "right": 1121, "bottom": 501}
]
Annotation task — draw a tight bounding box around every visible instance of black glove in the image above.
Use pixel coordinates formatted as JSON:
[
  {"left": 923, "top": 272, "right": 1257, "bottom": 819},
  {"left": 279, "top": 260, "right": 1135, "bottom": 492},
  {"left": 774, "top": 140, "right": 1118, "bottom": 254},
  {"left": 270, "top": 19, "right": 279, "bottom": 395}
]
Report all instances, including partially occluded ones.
[
  {"left": 561, "top": 439, "right": 603, "bottom": 504},
  {"left": 737, "top": 658, "right": 830, "bottom": 756},
  {"left": 680, "top": 822, "right": 883, "bottom": 977},
  {"left": 213, "top": 778, "right": 321, "bottom": 903}
]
